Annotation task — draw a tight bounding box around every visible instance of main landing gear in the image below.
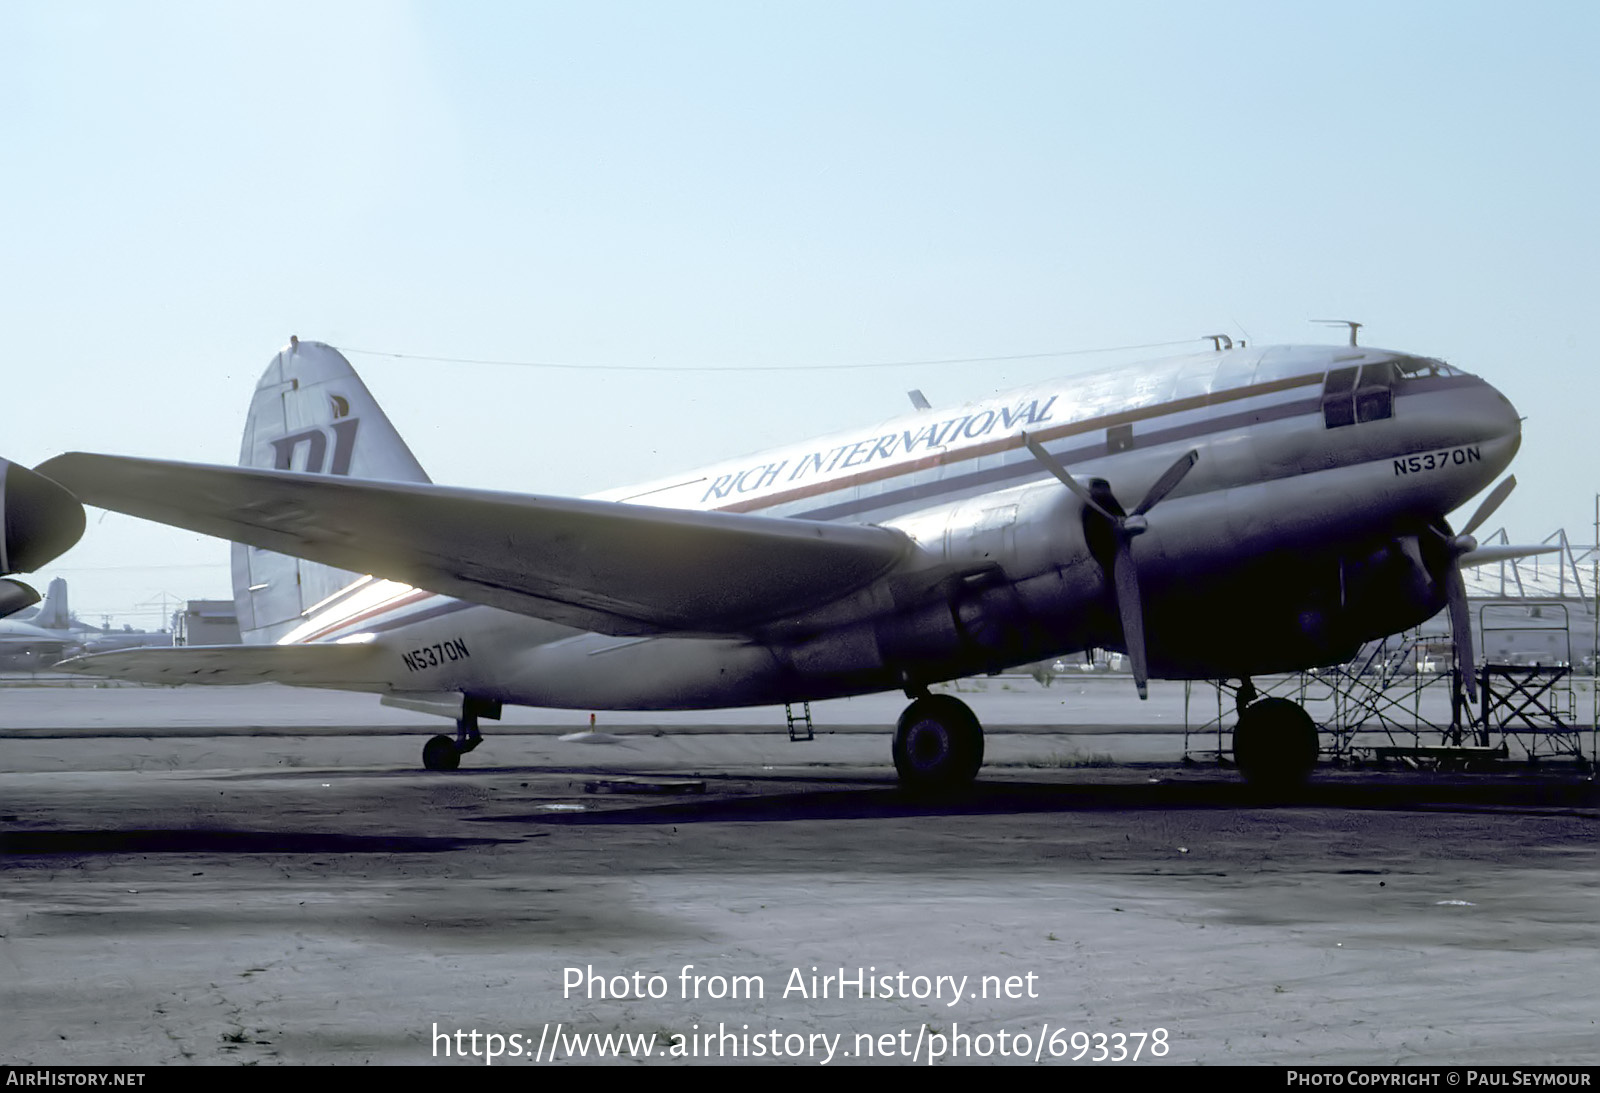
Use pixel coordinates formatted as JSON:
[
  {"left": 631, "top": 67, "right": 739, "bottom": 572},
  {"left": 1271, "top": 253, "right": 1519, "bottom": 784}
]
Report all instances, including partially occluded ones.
[
  {"left": 893, "top": 693, "right": 984, "bottom": 793},
  {"left": 1231, "top": 681, "right": 1320, "bottom": 791},
  {"left": 421, "top": 711, "right": 485, "bottom": 772}
]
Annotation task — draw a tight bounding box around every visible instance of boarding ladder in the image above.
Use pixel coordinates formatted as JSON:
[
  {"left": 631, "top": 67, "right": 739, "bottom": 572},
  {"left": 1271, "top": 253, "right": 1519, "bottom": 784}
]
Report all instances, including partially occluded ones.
[{"left": 785, "top": 702, "right": 814, "bottom": 742}]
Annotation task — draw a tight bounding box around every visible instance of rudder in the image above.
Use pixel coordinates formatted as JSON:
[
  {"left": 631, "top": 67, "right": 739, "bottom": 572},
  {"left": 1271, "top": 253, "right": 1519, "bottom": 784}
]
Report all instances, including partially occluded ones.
[
  {"left": 232, "top": 338, "right": 430, "bottom": 643},
  {"left": 33, "top": 576, "right": 69, "bottom": 630}
]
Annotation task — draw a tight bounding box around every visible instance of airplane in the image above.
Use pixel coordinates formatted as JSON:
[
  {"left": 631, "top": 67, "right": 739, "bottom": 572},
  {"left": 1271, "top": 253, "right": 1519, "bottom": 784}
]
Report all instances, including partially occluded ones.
[
  {"left": 38, "top": 333, "right": 1524, "bottom": 790},
  {"left": 0, "top": 576, "right": 82, "bottom": 663},
  {"left": 75, "top": 622, "right": 176, "bottom": 656},
  {"left": 0, "top": 459, "right": 85, "bottom": 622}
]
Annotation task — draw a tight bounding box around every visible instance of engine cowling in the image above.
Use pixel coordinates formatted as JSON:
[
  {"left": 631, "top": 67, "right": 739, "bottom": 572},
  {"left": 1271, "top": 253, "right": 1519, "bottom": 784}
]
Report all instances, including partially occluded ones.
[
  {"left": 0, "top": 579, "right": 39, "bottom": 620},
  {"left": 1135, "top": 530, "right": 1449, "bottom": 679},
  {"left": 0, "top": 459, "right": 84, "bottom": 575},
  {"left": 781, "top": 482, "right": 1097, "bottom": 689}
]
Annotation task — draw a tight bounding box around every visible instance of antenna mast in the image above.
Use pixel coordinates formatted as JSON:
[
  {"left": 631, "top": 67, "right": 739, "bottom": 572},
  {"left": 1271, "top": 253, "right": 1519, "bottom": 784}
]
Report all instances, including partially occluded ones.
[{"left": 1312, "top": 319, "right": 1363, "bottom": 347}]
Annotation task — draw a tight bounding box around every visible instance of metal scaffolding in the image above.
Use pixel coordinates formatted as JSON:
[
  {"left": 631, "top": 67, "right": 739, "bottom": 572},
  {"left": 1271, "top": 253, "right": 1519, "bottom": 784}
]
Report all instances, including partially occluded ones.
[{"left": 1184, "top": 527, "right": 1599, "bottom": 771}]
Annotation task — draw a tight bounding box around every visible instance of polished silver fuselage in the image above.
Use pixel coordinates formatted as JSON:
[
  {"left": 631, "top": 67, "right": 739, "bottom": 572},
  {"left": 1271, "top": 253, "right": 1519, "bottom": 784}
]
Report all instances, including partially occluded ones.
[{"left": 287, "top": 344, "right": 1522, "bottom": 710}]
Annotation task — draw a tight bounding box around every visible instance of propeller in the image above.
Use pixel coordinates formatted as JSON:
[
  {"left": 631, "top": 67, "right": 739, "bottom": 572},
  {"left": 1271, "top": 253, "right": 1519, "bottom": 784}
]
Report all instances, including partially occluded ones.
[
  {"left": 1022, "top": 434, "right": 1198, "bottom": 699},
  {"left": 1439, "top": 475, "right": 1517, "bottom": 703}
]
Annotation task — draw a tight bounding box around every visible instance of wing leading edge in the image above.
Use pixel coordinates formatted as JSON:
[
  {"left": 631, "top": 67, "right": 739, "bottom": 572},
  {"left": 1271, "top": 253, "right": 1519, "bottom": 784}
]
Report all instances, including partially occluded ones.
[{"left": 38, "top": 453, "right": 914, "bottom": 637}]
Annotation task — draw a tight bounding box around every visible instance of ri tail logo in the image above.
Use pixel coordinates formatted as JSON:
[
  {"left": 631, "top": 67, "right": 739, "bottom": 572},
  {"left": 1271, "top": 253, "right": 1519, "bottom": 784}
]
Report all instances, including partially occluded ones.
[{"left": 269, "top": 394, "right": 360, "bottom": 476}]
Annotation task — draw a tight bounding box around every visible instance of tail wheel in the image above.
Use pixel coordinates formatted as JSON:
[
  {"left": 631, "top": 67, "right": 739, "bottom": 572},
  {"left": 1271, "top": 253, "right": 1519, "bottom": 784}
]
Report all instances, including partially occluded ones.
[
  {"left": 893, "top": 694, "right": 984, "bottom": 792},
  {"left": 1232, "top": 697, "right": 1319, "bottom": 791},
  {"left": 422, "top": 734, "right": 460, "bottom": 772}
]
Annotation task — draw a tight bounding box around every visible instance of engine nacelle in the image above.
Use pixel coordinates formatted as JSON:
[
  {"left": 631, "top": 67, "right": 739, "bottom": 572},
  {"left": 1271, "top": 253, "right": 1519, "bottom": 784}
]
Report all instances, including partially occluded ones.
[
  {"left": 780, "top": 482, "right": 1098, "bottom": 688},
  {"left": 1141, "top": 530, "right": 1449, "bottom": 678},
  {"left": 890, "top": 480, "right": 1089, "bottom": 579},
  {"left": 1339, "top": 533, "right": 1448, "bottom": 641},
  {"left": 0, "top": 578, "right": 40, "bottom": 621},
  {"left": 0, "top": 460, "right": 85, "bottom": 575}
]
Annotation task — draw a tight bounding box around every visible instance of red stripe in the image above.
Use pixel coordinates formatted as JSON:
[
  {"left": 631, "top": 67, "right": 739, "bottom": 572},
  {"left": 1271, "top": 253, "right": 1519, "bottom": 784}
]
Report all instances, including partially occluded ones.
[
  {"left": 301, "top": 587, "right": 433, "bottom": 643},
  {"left": 713, "top": 373, "right": 1320, "bottom": 514}
]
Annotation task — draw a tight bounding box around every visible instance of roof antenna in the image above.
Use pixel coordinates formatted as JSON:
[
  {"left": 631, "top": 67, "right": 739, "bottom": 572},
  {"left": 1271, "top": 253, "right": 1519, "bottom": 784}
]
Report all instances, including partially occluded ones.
[
  {"left": 1203, "top": 334, "right": 1233, "bottom": 351},
  {"left": 1312, "top": 319, "right": 1362, "bottom": 347}
]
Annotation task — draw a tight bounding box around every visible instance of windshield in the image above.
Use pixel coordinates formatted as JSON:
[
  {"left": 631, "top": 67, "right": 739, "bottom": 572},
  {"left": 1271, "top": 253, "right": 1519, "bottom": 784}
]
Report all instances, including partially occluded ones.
[{"left": 1394, "top": 356, "right": 1461, "bottom": 379}]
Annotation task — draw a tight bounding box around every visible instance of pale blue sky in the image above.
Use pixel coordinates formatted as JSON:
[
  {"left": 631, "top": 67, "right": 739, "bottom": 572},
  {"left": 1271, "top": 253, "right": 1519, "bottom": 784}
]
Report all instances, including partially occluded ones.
[{"left": 4, "top": 1, "right": 1596, "bottom": 625}]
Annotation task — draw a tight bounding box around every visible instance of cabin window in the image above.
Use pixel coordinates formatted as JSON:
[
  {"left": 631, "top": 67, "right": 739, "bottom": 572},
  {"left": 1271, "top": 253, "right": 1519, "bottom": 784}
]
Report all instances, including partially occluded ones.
[
  {"left": 1355, "top": 361, "right": 1396, "bottom": 422},
  {"left": 1107, "top": 423, "right": 1134, "bottom": 453},
  {"left": 1322, "top": 366, "right": 1358, "bottom": 428}
]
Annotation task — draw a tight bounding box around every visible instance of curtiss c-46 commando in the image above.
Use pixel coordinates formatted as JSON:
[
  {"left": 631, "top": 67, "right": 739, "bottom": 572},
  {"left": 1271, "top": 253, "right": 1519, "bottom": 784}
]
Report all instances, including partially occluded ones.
[{"left": 40, "top": 332, "right": 1524, "bottom": 790}]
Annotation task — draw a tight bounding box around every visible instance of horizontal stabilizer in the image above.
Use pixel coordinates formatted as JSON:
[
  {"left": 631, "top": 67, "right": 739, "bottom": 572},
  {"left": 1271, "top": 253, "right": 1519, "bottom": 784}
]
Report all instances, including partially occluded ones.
[
  {"left": 53, "top": 643, "right": 390, "bottom": 687},
  {"left": 38, "top": 453, "right": 915, "bottom": 636}
]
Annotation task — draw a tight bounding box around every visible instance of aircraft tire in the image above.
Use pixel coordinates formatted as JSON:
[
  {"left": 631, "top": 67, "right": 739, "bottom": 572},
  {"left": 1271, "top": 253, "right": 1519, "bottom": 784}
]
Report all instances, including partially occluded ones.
[
  {"left": 422, "top": 734, "right": 461, "bottom": 772},
  {"left": 893, "top": 694, "right": 984, "bottom": 793},
  {"left": 1232, "top": 697, "right": 1319, "bottom": 791}
]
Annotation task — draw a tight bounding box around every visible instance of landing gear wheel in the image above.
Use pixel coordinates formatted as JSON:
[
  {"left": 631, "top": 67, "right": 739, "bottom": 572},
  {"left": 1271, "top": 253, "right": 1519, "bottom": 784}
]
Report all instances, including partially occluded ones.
[
  {"left": 893, "top": 694, "right": 984, "bottom": 793},
  {"left": 1232, "top": 697, "right": 1319, "bottom": 792},
  {"left": 422, "top": 734, "right": 461, "bottom": 772}
]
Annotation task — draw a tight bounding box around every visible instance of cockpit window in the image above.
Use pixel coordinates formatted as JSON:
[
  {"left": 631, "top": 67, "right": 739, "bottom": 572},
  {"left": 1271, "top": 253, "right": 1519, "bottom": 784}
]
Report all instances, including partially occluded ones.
[
  {"left": 1355, "top": 360, "right": 1396, "bottom": 422},
  {"left": 1394, "top": 355, "right": 1460, "bottom": 378},
  {"left": 1324, "top": 360, "right": 1403, "bottom": 428},
  {"left": 1322, "top": 366, "right": 1358, "bottom": 428}
]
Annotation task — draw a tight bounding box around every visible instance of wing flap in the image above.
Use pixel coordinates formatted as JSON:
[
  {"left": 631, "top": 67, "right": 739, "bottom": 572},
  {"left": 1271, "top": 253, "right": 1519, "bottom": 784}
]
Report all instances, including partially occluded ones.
[
  {"left": 38, "top": 453, "right": 914, "bottom": 636},
  {"left": 53, "top": 643, "right": 390, "bottom": 687}
]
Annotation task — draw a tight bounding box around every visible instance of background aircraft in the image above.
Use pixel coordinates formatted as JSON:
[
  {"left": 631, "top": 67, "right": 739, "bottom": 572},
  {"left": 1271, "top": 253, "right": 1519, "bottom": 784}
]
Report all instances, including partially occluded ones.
[
  {"left": 0, "top": 577, "right": 82, "bottom": 665},
  {"left": 41, "top": 336, "right": 1523, "bottom": 789}
]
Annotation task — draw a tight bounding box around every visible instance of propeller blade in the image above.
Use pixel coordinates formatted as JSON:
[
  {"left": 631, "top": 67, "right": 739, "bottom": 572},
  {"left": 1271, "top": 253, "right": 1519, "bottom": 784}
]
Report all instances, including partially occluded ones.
[
  {"left": 1459, "top": 476, "right": 1516, "bottom": 540},
  {"left": 1459, "top": 543, "right": 1561, "bottom": 568},
  {"left": 1022, "top": 431, "right": 1165, "bottom": 701},
  {"left": 1021, "top": 433, "right": 1119, "bottom": 521},
  {"left": 1445, "top": 564, "right": 1477, "bottom": 704},
  {"left": 1132, "top": 449, "right": 1199, "bottom": 516},
  {"left": 1112, "top": 537, "right": 1149, "bottom": 700}
]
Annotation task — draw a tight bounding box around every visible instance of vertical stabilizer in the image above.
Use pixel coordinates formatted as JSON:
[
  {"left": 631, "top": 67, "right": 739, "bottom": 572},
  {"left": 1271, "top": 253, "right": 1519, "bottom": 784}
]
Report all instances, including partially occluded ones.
[
  {"left": 33, "top": 577, "right": 69, "bottom": 630},
  {"left": 232, "top": 339, "right": 431, "bottom": 643}
]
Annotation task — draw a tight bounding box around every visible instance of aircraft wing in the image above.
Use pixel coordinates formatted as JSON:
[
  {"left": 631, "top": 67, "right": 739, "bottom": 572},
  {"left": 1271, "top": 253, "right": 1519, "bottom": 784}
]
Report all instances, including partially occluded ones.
[
  {"left": 53, "top": 643, "right": 391, "bottom": 686},
  {"left": 38, "top": 453, "right": 915, "bottom": 637}
]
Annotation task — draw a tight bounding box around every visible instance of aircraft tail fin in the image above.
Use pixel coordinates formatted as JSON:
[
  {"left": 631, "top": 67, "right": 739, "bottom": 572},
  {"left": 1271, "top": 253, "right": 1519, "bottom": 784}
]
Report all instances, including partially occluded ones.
[
  {"left": 33, "top": 576, "right": 69, "bottom": 630},
  {"left": 232, "top": 338, "right": 431, "bottom": 644}
]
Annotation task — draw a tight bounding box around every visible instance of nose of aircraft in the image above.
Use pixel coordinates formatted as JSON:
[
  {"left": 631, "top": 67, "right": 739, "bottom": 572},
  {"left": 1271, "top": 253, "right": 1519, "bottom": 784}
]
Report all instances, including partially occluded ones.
[
  {"left": 1477, "top": 375, "right": 1523, "bottom": 458},
  {"left": 1436, "top": 374, "right": 1524, "bottom": 527}
]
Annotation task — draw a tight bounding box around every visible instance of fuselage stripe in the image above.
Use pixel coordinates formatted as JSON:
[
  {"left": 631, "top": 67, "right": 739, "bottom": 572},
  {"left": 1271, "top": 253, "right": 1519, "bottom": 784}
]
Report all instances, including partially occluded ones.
[
  {"left": 321, "top": 597, "right": 474, "bottom": 640},
  {"left": 300, "top": 370, "right": 1478, "bottom": 645},
  {"left": 299, "top": 587, "right": 432, "bottom": 643},
  {"left": 710, "top": 372, "right": 1323, "bottom": 515},
  {"left": 784, "top": 395, "right": 1323, "bottom": 521}
]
